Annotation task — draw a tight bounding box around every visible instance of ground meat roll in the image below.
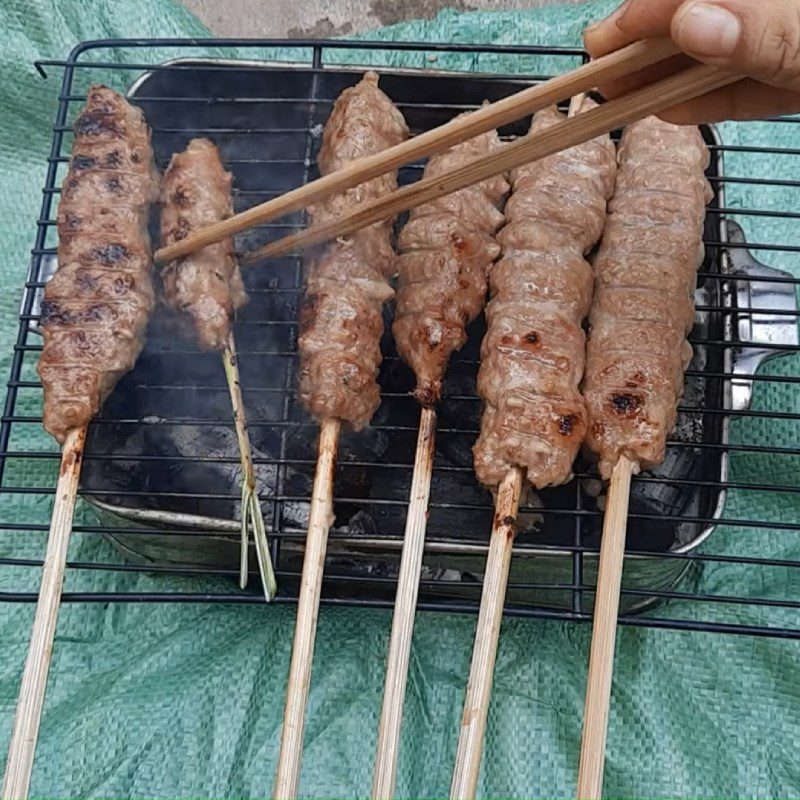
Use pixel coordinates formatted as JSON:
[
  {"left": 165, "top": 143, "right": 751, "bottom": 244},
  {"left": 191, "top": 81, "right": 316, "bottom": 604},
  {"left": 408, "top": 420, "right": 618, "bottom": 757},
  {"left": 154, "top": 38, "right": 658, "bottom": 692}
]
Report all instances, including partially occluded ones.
[
  {"left": 474, "top": 100, "right": 617, "bottom": 489},
  {"left": 39, "top": 85, "right": 158, "bottom": 443},
  {"left": 297, "top": 72, "right": 409, "bottom": 430},
  {"left": 160, "top": 138, "right": 247, "bottom": 352},
  {"left": 583, "top": 115, "right": 712, "bottom": 478}
]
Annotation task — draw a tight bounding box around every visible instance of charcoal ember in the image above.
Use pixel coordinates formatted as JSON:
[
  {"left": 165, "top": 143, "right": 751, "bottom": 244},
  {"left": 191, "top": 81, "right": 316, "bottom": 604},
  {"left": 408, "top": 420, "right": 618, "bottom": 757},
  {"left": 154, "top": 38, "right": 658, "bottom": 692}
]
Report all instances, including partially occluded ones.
[{"left": 344, "top": 510, "right": 377, "bottom": 538}]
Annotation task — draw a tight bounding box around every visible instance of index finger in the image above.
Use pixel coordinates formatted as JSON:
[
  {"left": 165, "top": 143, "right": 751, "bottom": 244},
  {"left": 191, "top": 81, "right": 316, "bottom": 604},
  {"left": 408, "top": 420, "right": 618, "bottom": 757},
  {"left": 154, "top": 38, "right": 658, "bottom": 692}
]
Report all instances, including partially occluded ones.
[
  {"left": 584, "top": 0, "right": 691, "bottom": 100},
  {"left": 584, "top": 0, "right": 683, "bottom": 57}
]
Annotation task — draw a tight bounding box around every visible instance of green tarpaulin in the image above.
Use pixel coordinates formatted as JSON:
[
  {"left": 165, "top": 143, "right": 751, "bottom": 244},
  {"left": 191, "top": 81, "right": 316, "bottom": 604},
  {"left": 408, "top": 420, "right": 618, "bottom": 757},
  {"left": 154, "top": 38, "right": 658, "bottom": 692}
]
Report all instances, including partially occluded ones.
[{"left": 1, "top": 0, "right": 799, "bottom": 797}]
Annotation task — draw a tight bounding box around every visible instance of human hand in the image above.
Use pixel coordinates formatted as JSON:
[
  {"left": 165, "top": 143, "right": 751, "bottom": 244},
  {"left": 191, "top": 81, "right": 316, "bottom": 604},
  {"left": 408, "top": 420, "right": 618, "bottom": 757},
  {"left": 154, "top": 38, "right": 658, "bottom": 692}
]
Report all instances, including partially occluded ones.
[{"left": 584, "top": 0, "right": 800, "bottom": 123}]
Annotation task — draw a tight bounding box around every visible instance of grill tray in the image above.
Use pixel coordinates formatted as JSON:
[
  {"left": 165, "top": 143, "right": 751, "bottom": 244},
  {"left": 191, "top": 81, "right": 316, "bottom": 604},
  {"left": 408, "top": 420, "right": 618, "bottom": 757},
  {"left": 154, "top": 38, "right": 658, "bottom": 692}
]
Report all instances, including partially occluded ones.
[
  {"left": 61, "top": 59, "right": 788, "bottom": 613},
  {"left": 5, "top": 39, "right": 799, "bottom": 635}
]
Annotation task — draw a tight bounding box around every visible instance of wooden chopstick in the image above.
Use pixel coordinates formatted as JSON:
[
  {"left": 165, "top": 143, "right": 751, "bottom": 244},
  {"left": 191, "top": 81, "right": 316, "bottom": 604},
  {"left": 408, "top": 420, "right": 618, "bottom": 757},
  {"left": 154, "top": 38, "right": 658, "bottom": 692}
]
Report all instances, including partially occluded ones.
[
  {"left": 243, "top": 62, "right": 736, "bottom": 264},
  {"left": 154, "top": 37, "right": 679, "bottom": 264}
]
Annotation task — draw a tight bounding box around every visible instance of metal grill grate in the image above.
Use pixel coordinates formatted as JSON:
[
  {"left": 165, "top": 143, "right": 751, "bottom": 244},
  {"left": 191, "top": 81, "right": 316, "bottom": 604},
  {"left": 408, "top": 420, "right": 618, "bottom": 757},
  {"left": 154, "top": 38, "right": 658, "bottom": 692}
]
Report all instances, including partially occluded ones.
[{"left": 2, "top": 39, "right": 800, "bottom": 639}]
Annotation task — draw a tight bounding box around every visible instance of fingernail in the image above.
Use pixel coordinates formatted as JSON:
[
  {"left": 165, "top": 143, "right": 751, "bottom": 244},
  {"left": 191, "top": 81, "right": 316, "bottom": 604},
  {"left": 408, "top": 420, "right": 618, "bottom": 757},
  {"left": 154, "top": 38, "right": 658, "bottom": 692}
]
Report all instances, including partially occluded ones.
[
  {"left": 610, "top": 0, "right": 634, "bottom": 29},
  {"left": 586, "top": 0, "right": 632, "bottom": 33},
  {"left": 673, "top": 2, "right": 742, "bottom": 56}
]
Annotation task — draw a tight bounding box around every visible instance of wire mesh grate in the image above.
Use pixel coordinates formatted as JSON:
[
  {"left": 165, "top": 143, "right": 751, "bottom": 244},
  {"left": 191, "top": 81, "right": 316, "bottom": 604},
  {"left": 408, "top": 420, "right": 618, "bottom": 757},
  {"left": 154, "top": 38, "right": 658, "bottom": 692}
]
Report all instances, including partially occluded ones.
[{"left": 1, "top": 39, "right": 800, "bottom": 639}]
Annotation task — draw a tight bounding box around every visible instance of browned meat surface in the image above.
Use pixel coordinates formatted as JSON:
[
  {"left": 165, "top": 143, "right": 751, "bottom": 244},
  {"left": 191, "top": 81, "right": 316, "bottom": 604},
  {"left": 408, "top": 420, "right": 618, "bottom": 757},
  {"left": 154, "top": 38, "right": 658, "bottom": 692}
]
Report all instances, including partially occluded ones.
[
  {"left": 584, "top": 115, "right": 712, "bottom": 478},
  {"left": 473, "top": 101, "right": 617, "bottom": 489},
  {"left": 39, "top": 85, "right": 158, "bottom": 443},
  {"left": 160, "top": 138, "right": 246, "bottom": 352},
  {"left": 298, "top": 72, "right": 409, "bottom": 429},
  {"left": 393, "top": 121, "right": 509, "bottom": 406}
]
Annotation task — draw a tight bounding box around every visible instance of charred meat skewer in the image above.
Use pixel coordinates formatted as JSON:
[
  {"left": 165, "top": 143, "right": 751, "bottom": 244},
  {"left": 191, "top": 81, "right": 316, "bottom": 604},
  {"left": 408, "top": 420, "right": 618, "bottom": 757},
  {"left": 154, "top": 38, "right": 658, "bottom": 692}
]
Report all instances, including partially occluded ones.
[
  {"left": 298, "top": 72, "right": 410, "bottom": 431},
  {"left": 5, "top": 86, "right": 159, "bottom": 800},
  {"left": 161, "top": 139, "right": 247, "bottom": 350}
]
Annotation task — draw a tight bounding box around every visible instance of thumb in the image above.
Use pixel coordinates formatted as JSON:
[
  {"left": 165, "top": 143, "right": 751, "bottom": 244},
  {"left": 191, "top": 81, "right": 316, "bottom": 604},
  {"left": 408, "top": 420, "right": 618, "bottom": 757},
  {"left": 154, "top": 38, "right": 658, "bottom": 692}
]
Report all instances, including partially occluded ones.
[{"left": 671, "top": 0, "right": 800, "bottom": 90}]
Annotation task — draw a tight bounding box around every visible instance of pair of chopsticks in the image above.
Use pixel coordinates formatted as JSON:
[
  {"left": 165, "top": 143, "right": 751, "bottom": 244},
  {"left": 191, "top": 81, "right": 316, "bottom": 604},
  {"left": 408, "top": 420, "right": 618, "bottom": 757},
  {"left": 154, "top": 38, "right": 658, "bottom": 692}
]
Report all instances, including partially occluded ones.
[
  {"left": 155, "top": 37, "right": 736, "bottom": 270},
  {"left": 152, "top": 37, "right": 737, "bottom": 800}
]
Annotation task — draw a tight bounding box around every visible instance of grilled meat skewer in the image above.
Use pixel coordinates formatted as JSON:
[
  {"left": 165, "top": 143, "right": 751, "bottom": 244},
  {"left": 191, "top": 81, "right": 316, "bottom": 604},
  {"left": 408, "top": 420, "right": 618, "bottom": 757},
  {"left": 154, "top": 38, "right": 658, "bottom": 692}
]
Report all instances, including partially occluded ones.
[
  {"left": 9, "top": 86, "right": 157, "bottom": 800},
  {"left": 39, "top": 85, "right": 159, "bottom": 443},
  {"left": 373, "top": 124, "right": 508, "bottom": 798},
  {"left": 451, "top": 98, "right": 618, "bottom": 800},
  {"left": 276, "top": 73, "right": 408, "bottom": 799},
  {"left": 584, "top": 116, "right": 712, "bottom": 478},
  {"left": 473, "top": 99, "right": 617, "bottom": 490},
  {"left": 576, "top": 117, "right": 711, "bottom": 800},
  {"left": 160, "top": 138, "right": 276, "bottom": 601}
]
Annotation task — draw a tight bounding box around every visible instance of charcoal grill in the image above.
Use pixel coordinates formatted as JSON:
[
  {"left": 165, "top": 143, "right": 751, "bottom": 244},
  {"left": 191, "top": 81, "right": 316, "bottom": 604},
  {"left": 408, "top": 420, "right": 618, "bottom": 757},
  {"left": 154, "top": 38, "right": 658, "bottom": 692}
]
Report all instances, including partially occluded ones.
[{"left": 2, "top": 39, "right": 800, "bottom": 637}]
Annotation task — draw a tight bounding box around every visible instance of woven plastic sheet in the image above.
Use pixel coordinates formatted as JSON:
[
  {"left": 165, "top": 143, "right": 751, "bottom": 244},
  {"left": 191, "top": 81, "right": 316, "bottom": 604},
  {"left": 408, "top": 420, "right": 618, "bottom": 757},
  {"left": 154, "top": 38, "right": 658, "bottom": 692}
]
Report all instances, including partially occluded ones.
[{"left": 1, "top": 0, "right": 800, "bottom": 797}]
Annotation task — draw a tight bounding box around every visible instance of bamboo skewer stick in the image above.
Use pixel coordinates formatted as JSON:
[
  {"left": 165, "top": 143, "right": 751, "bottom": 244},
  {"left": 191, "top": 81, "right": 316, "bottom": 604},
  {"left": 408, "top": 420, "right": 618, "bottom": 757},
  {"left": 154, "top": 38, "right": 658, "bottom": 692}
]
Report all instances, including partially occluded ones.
[
  {"left": 450, "top": 466, "right": 523, "bottom": 800},
  {"left": 576, "top": 455, "right": 635, "bottom": 800},
  {"left": 372, "top": 405, "right": 438, "bottom": 799},
  {"left": 222, "top": 332, "right": 277, "bottom": 601},
  {"left": 243, "top": 64, "right": 736, "bottom": 265},
  {"left": 274, "top": 417, "right": 341, "bottom": 800},
  {"left": 153, "top": 38, "right": 681, "bottom": 265},
  {"left": 2, "top": 426, "right": 86, "bottom": 800}
]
